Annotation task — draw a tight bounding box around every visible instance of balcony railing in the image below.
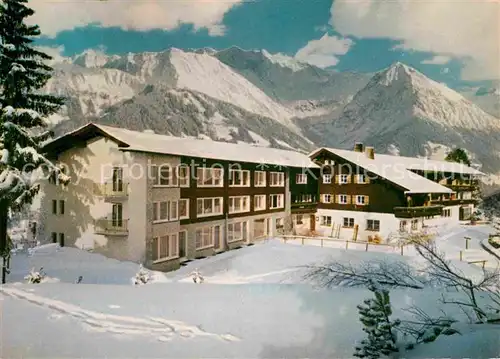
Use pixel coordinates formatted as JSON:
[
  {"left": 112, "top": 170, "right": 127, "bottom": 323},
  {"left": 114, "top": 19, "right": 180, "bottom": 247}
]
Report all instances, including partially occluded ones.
[
  {"left": 95, "top": 182, "right": 128, "bottom": 200},
  {"left": 291, "top": 201, "right": 318, "bottom": 213},
  {"left": 94, "top": 219, "right": 129, "bottom": 236},
  {"left": 447, "top": 184, "right": 475, "bottom": 192},
  {"left": 394, "top": 205, "right": 444, "bottom": 219},
  {"left": 431, "top": 198, "right": 477, "bottom": 206}
]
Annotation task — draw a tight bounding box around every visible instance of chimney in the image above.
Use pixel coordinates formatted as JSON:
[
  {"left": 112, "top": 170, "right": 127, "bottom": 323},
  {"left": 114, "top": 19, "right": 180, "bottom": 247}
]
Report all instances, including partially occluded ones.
[
  {"left": 354, "top": 142, "right": 364, "bottom": 153},
  {"left": 365, "top": 146, "right": 375, "bottom": 159}
]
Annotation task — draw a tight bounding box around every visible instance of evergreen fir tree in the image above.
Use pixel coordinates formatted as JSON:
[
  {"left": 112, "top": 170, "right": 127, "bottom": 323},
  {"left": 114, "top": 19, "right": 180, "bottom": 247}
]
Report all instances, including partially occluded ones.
[
  {"left": 0, "top": 0, "right": 66, "bottom": 283},
  {"left": 445, "top": 148, "right": 471, "bottom": 167},
  {"left": 354, "top": 280, "right": 400, "bottom": 359}
]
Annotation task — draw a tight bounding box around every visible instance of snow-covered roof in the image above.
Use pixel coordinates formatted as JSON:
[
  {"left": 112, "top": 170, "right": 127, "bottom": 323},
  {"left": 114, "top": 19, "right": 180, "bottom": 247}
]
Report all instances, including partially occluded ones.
[
  {"left": 47, "top": 123, "right": 318, "bottom": 168},
  {"left": 310, "top": 147, "right": 458, "bottom": 194},
  {"left": 310, "top": 147, "right": 483, "bottom": 175}
]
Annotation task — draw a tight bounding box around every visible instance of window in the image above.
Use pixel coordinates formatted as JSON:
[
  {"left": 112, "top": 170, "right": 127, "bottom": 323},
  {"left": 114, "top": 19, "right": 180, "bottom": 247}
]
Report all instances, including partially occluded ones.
[
  {"left": 357, "top": 174, "right": 367, "bottom": 184},
  {"left": 228, "top": 221, "right": 248, "bottom": 243},
  {"left": 111, "top": 204, "right": 123, "bottom": 227},
  {"left": 270, "top": 172, "right": 285, "bottom": 187},
  {"left": 179, "top": 199, "right": 189, "bottom": 219},
  {"left": 178, "top": 165, "right": 190, "bottom": 187},
  {"left": 195, "top": 226, "right": 216, "bottom": 249},
  {"left": 152, "top": 165, "right": 177, "bottom": 186},
  {"left": 229, "top": 196, "right": 250, "bottom": 214},
  {"left": 229, "top": 169, "right": 250, "bottom": 187},
  {"left": 196, "top": 197, "right": 223, "bottom": 217},
  {"left": 254, "top": 171, "right": 266, "bottom": 187},
  {"left": 254, "top": 195, "right": 266, "bottom": 211},
  {"left": 152, "top": 233, "right": 178, "bottom": 262},
  {"left": 411, "top": 219, "right": 418, "bottom": 231},
  {"left": 112, "top": 167, "right": 123, "bottom": 192},
  {"left": 321, "top": 194, "right": 332, "bottom": 203},
  {"left": 443, "top": 209, "right": 451, "bottom": 217},
  {"left": 59, "top": 200, "right": 65, "bottom": 215},
  {"left": 343, "top": 217, "right": 354, "bottom": 228},
  {"left": 323, "top": 174, "right": 331, "bottom": 184},
  {"left": 339, "top": 174, "right": 349, "bottom": 184},
  {"left": 355, "top": 195, "right": 366, "bottom": 205},
  {"left": 296, "top": 194, "right": 313, "bottom": 203},
  {"left": 52, "top": 200, "right": 57, "bottom": 214},
  {"left": 320, "top": 216, "right": 332, "bottom": 226},
  {"left": 367, "top": 219, "right": 380, "bottom": 231},
  {"left": 296, "top": 173, "right": 307, "bottom": 184},
  {"left": 269, "top": 194, "right": 284, "bottom": 209},
  {"left": 296, "top": 214, "right": 303, "bottom": 224},
  {"left": 153, "top": 201, "right": 168, "bottom": 222},
  {"left": 338, "top": 195, "right": 348, "bottom": 204},
  {"left": 276, "top": 218, "right": 284, "bottom": 230},
  {"left": 399, "top": 221, "right": 407, "bottom": 232},
  {"left": 153, "top": 201, "right": 178, "bottom": 222},
  {"left": 196, "top": 167, "right": 223, "bottom": 187},
  {"left": 170, "top": 201, "right": 178, "bottom": 221},
  {"left": 51, "top": 232, "right": 57, "bottom": 243}
]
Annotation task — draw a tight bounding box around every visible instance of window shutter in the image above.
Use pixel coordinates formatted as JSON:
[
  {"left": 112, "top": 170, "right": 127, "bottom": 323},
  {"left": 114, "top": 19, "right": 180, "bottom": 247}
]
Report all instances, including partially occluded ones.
[
  {"left": 347, "top": 195, "right": 352, "bottom": 204},
  {"left": 347, "top": 175, "right": 352, "bottom": 184},
  {"left": 335, "top": 175, "right": 340, "bottom": 184},
  {"left": 365, "top": 175, "right": 370, "bottom": 184},
  {"left": 365, "top": 196, "right": 370, "bottom": 205},
  {"left": 353, "top": 175, "right": 358, "bottom": 184}
]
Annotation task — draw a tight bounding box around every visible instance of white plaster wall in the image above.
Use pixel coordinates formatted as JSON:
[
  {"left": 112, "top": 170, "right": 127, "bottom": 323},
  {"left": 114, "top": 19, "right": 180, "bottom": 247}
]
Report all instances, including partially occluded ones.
[
  {"left": 315, "top": 209, "right": 400, "bottom": 242},
  {"left": 39, "top": 136, "right": 148, "bottom": 262}
]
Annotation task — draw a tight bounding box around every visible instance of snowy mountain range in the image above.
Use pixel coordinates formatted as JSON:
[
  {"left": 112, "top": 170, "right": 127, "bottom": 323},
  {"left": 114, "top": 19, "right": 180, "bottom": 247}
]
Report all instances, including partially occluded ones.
[{"left": 46, "top": 47, "right": 500, "bottom": 182}]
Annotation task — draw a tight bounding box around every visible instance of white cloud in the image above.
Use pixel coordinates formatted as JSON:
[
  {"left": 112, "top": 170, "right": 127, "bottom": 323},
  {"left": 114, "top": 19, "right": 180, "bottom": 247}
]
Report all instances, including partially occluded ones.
[
  {"left": 295, "top": 33, "right": 353, "bottom": 68},
  {"left": 421, "top": 55, "right": 451, "bottom": 65},
  {"left": 330, "top": 0, "right": 500, "bottom": 80},
  {"left": 28, "top": 0, "right": 243, "bottom": 37},
  {"left": 34, "top": 45, "right": 68, "bottom": 64}
]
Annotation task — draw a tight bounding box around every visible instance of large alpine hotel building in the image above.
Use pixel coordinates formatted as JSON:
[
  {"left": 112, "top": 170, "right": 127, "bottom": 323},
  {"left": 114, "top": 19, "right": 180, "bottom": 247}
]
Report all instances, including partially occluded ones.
[{"left": 40, "top": 123, "right": 482, "bottom": 271}]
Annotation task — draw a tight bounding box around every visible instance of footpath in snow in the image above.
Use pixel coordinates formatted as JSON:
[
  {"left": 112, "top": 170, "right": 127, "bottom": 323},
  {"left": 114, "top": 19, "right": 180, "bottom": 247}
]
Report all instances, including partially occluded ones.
[{"left": 1, "top": 223, "right": 499, "bottom": 358}]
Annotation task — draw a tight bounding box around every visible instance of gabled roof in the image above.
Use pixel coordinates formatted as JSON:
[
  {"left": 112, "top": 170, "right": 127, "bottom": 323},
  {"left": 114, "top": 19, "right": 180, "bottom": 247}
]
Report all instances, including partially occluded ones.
[
  {"left": 310, "top": 147, "right": 459, "bottom": 194},
  {"left": 309, "top": 147, "right": 483, "bottom": 175},
  {"left": 44, "top": 123, "right": 318, "bottom": 169}
]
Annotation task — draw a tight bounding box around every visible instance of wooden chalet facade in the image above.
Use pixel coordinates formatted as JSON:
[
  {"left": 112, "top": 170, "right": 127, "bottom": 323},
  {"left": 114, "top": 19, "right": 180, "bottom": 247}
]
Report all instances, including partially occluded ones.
[{"left": 40, "top": 123, "right": 482, "bottom": 272}]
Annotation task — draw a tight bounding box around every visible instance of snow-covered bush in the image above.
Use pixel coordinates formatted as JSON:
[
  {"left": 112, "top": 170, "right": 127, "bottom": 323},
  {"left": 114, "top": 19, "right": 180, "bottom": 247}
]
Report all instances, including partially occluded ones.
[
  {"left": 353, "top": 280, "right": 400, "bottom": 358},
  {"left": 132, "top": 264, "right": 151, "bottom": 285},
  {"left": 191, "top": 269, "right": 204, "bottom": 284},
  {"left": 25, "top": 267, "right": 46, "bottom": 284}
]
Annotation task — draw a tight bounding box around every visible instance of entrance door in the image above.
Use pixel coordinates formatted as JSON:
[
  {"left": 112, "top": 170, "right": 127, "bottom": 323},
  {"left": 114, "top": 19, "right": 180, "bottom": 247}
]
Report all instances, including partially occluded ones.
[
  {"left": 179, "top": 231, "right": 187, "bottom": 259},
  {"left": 214, "top": 225, "right": 221, "bottom": 250}
]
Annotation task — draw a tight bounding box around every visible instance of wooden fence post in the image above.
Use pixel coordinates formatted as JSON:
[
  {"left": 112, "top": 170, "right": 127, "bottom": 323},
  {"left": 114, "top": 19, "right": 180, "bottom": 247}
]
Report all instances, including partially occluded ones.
[
  {"left": 365, "top": 242, "right": 369, "bottom": 252},
  {"left": 465, "top": 236, "right": 470, "bottom": 250},
  {"left": 301, "top": 237, "right": 304, "bottom": 245},
  {"left": 460, "top": 250, "right": 463, "bottom": 261},
  {"left": 321, "top": 238, "right": 323, "bottom": 247},
  {"left": 352, "top": 224, "right": 359, "bottom": 242},
  {"left": 345, "top": 241, "right": 349, "bottom": 250},
  {"left": 400, "top": 246, "right": 404, "bottom": 256}
]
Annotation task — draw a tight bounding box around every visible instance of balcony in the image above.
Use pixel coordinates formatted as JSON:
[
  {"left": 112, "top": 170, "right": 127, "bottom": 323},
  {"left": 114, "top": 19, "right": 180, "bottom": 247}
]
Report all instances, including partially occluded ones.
[
  {"left": 95, "top": 182, "right": 128, "bottom": 201},
  {"left": 94, "top": 219, "right": 129, "bottom": 236},
  {"left": 394, "top": 205, "right": 444, "bottom": 219},
  {"left": 447, "top": 184, "right": 475, "bottom": 192},
  {"left": 431, "top": 198, "right": 477, "bottom": 206},
  {"left": 291, "top": 201, "right": 318, "bottom": 214}
]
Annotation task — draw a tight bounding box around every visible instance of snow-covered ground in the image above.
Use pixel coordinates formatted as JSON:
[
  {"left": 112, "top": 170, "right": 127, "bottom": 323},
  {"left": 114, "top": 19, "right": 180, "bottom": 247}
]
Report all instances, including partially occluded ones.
[{"left": 2, "top": 224, "right": 499, "bottom": 358}]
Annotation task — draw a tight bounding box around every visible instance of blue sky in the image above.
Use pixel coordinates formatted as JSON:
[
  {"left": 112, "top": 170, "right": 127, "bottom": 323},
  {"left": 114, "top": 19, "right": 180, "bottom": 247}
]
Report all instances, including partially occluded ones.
[{"left": 33, "top": 0, "right": 497, "bottom": 90}]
